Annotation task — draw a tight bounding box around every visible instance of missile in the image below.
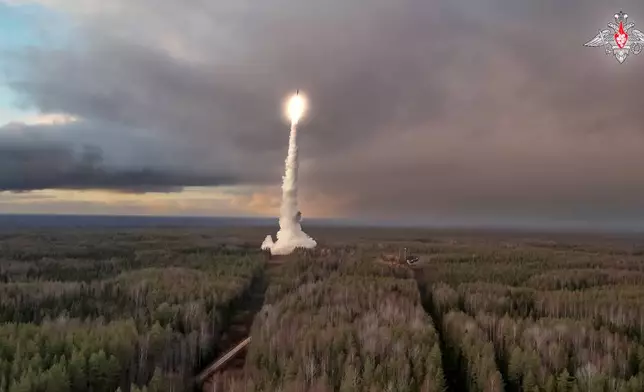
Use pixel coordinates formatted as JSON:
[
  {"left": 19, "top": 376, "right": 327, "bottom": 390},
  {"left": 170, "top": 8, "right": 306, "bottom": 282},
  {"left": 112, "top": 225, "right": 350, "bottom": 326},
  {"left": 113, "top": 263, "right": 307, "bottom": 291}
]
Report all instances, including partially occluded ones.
[{"left": 296, "top": 89, "right": 299, "bottom": 95}]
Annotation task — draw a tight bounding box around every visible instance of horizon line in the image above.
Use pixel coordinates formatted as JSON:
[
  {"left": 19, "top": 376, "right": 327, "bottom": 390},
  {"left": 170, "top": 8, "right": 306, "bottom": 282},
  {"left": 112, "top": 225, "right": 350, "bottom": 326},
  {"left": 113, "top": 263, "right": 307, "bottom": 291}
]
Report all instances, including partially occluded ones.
[{"left": 2, "top": 213, "right": 644, "bottom": 234}]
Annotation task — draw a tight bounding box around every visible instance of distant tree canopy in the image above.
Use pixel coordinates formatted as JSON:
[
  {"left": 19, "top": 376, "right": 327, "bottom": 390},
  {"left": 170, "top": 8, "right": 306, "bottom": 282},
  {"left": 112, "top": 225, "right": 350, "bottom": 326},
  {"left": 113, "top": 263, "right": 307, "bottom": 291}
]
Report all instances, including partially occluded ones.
[
  {"left": 3, "top": 230, "right": 644, "bottom": 392},
  {"left": 414, "top": 238, "right": 644, "bottom": 392},
  {"left": 235, "top": 236, "right": 644, "bottom": 392},
  {"left": 229, "top": 255, "right": 446, "bottom": 392},
  {"left": 0, "top": 231, "right": 264, "bottom": 392}
]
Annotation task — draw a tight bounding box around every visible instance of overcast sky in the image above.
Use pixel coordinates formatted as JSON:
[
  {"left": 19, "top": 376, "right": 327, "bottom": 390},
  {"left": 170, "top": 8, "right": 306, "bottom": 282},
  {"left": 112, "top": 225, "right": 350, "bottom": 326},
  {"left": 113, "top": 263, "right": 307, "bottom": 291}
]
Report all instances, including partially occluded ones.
[{"left": 1, "top": 0, "right": 644, "bottom": 228}]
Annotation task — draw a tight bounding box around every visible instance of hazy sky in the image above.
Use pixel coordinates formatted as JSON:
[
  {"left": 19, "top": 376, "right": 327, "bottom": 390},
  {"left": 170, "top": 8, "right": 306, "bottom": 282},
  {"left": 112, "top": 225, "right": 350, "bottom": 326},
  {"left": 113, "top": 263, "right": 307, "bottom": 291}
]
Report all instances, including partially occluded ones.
[{"left": 1, "top": 0, "right": 644, "bottom": 228}]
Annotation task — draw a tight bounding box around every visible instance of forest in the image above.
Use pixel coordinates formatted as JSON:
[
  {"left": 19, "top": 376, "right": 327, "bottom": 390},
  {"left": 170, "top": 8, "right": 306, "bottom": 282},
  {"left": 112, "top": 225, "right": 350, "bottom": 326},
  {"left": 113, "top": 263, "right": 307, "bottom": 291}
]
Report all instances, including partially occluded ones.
[
  {"left": 0, "top": 230, "right": 263, "bottom": 392},
  {"left": 1, "top": 228, "right": 644, "bottom": 392},
  {"left": 413, "top": 234, "right": 644, "bottom": 392}
]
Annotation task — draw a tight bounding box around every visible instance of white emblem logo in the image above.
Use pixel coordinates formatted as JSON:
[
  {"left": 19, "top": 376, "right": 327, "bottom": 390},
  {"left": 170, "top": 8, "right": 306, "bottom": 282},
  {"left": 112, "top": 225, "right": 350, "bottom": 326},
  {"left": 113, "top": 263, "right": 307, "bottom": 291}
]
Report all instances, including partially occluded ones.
[{"left": 584, "top": 11, "right": 644, "bottom": 63}]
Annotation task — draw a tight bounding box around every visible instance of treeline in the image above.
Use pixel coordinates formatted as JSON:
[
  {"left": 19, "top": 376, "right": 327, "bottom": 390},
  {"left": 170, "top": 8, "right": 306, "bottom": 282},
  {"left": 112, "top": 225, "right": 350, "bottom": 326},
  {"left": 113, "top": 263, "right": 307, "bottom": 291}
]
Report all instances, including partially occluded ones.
[
  {"left": 416, "top": 247, "right": 644, "bottom": 288},
  {"left": 442, "top": 311, "right": 503, "bottom": 392},
  {"left": 479, "top": 314, "right": 644, "bottom": 392},
  {"left": 415, "top": 238, "right": 644, "bottom": 392},
  {"left": 0, "top": 231, "right": 265, "bottom": 392},
  {"left": 0, "top": 247, "right": 257, "bottom": 284},
  {"left": 451, "top": 282, "right": 644, "bottom": 341},
  {"left": 427, "top": 283, "right": 644, "bottom": 391},
  {"left": 0, "top": 261, "right": 260, "bottom": 324},
  {"left": 230, "top": 255, "right": 445, "bottom": 392},
  {"left": 6, "top": 229, "right": 644, "bottom": 392}
]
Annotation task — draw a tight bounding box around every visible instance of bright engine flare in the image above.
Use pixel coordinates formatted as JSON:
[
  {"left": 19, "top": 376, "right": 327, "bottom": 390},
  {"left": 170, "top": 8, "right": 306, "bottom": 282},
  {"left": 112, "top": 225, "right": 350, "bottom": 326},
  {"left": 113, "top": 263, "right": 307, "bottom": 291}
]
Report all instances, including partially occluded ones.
[
  {"left": 286, "top": 92, "right": 307, "bottom": 124},
  {"left": 262, "top": 90, "right": 317, "bottom": 255}
]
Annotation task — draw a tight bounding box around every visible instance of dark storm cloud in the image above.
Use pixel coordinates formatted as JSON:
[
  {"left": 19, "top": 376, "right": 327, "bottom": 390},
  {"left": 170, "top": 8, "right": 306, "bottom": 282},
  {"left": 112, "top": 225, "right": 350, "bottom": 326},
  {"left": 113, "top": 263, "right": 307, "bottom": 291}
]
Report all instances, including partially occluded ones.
[
  {"left": 5, "top": 0, "right": 449, "bottom": 155},
  {"left": 3, "top": 0, "right": 451, "bottom": 190},
  {"left": 4, "top": 0, "right": 644, "bottom": 225},
  {"left": 0, "top": 140, "right": 237, "bottom": 192},
  {"left": 0, "top": 123, "right": 238, "bottom": 192}
]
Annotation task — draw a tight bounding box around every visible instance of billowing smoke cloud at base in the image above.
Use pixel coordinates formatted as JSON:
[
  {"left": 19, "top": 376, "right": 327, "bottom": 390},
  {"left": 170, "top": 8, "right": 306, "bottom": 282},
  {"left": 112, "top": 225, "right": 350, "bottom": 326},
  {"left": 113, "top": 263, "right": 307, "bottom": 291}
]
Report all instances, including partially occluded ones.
[{"left": 262, "top": 114, "right": 316, "bottom": 255}]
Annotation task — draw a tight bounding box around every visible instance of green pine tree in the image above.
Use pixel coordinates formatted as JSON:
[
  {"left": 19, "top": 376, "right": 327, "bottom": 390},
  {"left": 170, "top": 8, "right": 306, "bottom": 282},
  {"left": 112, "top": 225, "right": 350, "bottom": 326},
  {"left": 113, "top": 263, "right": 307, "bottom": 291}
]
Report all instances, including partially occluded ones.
[
  {"left": 557, "top": 369, "right": 573, "bottom": 392},
  {"left": 523, "top": 370, "right": 538, "bottom": 392},
  {"left": 147, "top": 368, "right": 164, "bottom": 392},
  {"left": 68, "top": 351, "right": 87, "bottom": 392},
  {"left": 44, "top": 363, "right": 71, "bottom": 392}
]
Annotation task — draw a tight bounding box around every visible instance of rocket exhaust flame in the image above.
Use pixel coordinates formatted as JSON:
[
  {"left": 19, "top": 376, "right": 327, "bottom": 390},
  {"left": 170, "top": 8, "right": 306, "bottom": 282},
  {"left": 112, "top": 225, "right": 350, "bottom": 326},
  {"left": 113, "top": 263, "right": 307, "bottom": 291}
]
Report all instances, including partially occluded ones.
[
  {"left": 262, "top": 92, "right": 317, "bottom": 255},
  {"left": 286, "top": 93, "right": 306, "bottom": 125}
]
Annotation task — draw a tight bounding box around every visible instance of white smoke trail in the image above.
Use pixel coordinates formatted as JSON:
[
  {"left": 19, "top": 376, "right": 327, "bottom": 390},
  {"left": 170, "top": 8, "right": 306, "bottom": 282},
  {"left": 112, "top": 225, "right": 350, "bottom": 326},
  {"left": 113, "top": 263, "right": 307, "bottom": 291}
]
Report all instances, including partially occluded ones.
[
  {"left": 262, "top": 119, "right": 317, "bottom": 255},
  {"left": 260, "top": 235, "right": 274, "bottom": 251}
]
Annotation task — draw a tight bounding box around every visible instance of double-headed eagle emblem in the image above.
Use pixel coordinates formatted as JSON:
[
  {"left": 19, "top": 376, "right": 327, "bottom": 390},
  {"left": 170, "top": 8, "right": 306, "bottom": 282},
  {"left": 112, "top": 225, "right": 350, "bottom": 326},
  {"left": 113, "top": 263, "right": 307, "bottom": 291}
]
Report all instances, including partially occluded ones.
[{"left": 584, "top": 11, "right": 644, "bottom": 63}]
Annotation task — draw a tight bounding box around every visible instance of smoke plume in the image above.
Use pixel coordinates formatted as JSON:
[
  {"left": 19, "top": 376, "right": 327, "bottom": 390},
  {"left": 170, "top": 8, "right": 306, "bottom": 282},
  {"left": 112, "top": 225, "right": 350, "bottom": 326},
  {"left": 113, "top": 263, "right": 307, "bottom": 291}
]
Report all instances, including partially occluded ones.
[{"left": 262, "top": 113, "right": 317, "bottom": 255}]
